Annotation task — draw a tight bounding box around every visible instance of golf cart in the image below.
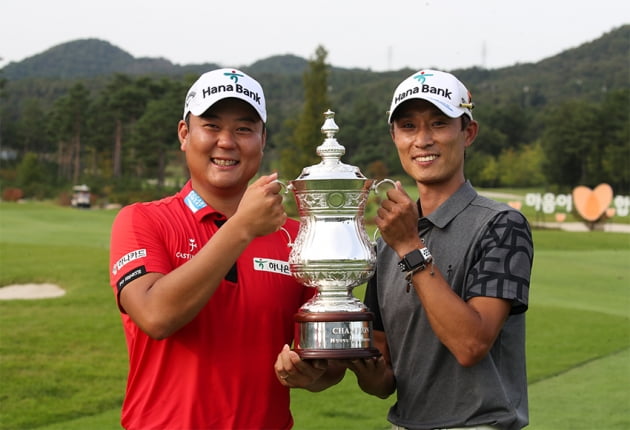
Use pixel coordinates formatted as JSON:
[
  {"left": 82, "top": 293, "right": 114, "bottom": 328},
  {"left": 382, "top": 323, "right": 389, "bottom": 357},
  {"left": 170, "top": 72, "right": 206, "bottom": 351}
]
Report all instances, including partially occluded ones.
[{"left": 71, "top": 184, "right": 91, "bottom": 208}]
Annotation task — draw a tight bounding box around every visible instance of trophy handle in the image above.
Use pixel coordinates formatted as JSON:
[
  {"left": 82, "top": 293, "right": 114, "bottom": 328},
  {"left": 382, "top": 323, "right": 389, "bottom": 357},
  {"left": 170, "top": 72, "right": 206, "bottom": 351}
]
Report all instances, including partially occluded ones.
[
  {"left": 370, "top": 179, "right": 396, "bottom": 248},
  {"left": 273, "top": 179, "right": 291, "bottom": 194},
  {"left": 279, "top": 227, "right": 293, "bottom": 248},
  {"left": 372, "top": 178, "right": 396, "bottom": 192},
  {"left": 274, "top": 179, "right": 293, "bottom": 248},
  {"left": 272, "top": 180, "right": 294, "bottom": 248},
  {"left": 372, "top": 228, "right": 381, "bottom": 247}
]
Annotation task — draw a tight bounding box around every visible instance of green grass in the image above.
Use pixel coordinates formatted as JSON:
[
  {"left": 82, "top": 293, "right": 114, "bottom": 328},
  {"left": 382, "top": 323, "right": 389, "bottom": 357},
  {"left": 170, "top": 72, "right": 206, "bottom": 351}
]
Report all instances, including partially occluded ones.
[
  {"left": 0, "top": 203, "right": 125, "bottom": 429},
  {"left": 1, "top": 201, "right": 629, "bottom": 429},
  {"left": 528, "top": 348, "right": 630, "bottom": 429}
]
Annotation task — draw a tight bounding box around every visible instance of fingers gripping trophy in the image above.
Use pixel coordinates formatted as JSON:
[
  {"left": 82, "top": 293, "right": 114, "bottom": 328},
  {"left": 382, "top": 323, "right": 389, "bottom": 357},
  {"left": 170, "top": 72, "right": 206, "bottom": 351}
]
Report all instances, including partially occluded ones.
[{"left": 286, "top": 110, "right": 392, "bottom": 359}]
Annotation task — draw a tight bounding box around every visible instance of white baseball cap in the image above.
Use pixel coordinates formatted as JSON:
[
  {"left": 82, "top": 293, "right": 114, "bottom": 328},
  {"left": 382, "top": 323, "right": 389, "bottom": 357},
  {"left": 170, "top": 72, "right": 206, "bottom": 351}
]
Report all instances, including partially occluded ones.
[
  {"left": 183, "top": 68, "right": 267, "bottom": 122},
  {"left": 388, "top": 69, "right": 474, "bottom": 122}
]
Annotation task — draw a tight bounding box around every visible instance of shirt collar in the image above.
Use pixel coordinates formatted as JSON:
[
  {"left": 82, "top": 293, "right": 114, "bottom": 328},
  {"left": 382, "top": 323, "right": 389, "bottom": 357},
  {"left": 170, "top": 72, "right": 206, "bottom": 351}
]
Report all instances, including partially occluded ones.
[{"left": 422, "top": 180, "right": 478, "bottom": 229}]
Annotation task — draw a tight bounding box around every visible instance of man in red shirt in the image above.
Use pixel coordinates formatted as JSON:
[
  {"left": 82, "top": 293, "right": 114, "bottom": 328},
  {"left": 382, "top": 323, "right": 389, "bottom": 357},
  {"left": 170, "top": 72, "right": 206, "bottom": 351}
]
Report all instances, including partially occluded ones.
[{"left": 109, "top": 69, "right": 341, "bottom": 430}]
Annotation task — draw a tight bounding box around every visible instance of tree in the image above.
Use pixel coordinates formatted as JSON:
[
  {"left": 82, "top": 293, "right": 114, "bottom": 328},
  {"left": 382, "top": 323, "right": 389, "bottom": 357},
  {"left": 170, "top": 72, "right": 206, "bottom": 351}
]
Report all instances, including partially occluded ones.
[
  {"left": 466, "top": 151, "right": 499, "bottom": 188},
  {"left": 16, "top": 152, "right": 54, "bottom": 198},
  {"left": 130, "top": 79, "right": 184, "bottom": 187},
  {"left": 340, "top": 95, "right": 395, "bottom": 176},
  {"left": 279, "top": 46, "right": 331, "bottom": 180},
  {"left": 47, "top": 82, "right": 90, "bottom": 183},
  {"left": 472, "top": 107, "right": 509, "bottom": 157},
  {"left": 99, "top": 74, "right": 159, "bottom": 179},
  {"left": 497, "top": 143, "right": 546, "bottom": 187},
  {"left": 541, "top": 100, "right": 600, "bottom": 187},
  {"left": 0, "top": 77, "right": 7, "bottom": 160},
  {"left": 480, "top": 103, "right": 534, "bottom": 149},
  {"left": 16, "top": 98, "right": 49, "bottom": 155},
  {"left": 600, "top": 89, "right": 630, "bottom": 193}
]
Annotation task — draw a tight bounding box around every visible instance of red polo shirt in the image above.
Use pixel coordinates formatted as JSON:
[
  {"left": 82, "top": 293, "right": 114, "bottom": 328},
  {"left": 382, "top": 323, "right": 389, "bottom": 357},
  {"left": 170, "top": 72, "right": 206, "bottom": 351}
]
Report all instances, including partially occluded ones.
[{"left": 109, "top": 181, "right": 312, "bottom": 430}]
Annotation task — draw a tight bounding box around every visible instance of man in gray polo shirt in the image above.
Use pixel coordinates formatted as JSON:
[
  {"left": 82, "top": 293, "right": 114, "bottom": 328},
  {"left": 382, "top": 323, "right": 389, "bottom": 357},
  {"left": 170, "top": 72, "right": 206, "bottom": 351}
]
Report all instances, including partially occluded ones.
[
  {"left": 348, "top": 69, "right": 533, "bottom": 430},
  {"left": 273, "top": 69, "right": 533, "bottom": 430}
]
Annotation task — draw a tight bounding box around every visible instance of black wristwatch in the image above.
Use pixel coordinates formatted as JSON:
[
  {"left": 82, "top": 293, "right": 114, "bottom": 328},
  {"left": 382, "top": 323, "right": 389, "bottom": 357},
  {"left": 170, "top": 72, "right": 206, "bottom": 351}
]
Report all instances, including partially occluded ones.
[{"left": 398, "top": 247, "right": 433, "bottom": 273}]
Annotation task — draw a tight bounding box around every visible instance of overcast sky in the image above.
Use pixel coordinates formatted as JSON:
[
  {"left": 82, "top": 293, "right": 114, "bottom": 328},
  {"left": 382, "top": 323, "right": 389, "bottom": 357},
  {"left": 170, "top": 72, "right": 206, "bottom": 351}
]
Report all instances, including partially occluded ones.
[{"left": 1, "top": 1, "right": 628, "bottom": 72}]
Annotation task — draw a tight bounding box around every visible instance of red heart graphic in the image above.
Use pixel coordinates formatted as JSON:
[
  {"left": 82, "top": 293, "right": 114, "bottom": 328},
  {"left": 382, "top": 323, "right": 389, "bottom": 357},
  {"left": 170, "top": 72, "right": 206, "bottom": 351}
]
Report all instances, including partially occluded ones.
[
  {"left": 508, "top": 201, "right": 522, "bottom": 210},
  {"left": 572, "top": 184, "right": 613, "bottom": 222}
]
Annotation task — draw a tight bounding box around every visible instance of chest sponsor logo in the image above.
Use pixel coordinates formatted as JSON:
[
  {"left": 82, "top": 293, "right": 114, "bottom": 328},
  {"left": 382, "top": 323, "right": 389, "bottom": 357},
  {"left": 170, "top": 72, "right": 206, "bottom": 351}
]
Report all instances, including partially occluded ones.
[
  {"left": 253, "top": 258, "right": 291, "bottom": 276},
  {"left": 112, "top": 249, "right": 147, "bottom": 275},
  {"left": 176, "top": 238, "right": 198, "bottom": 260}
]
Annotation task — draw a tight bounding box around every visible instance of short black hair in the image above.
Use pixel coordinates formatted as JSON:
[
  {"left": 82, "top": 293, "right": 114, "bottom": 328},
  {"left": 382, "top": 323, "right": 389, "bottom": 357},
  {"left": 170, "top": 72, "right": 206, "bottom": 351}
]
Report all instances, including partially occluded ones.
[{"left": 460, "top": 114, "right": 471, "bottom": 131}]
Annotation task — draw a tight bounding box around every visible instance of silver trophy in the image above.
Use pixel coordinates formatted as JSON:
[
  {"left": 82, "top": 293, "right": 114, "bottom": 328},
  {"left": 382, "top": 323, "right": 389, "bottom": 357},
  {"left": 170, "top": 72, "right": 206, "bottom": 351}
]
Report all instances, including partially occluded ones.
[{"left": 286, "top": 110, "right": 393, "bottom": 359}]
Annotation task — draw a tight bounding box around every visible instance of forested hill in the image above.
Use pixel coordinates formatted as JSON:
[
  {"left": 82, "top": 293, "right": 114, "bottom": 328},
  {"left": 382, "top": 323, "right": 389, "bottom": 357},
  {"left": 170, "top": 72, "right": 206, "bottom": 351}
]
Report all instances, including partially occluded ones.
[
  {"left": 0, "top": 38, "right": 306, "bottom": 80},
  {"left": 2, "top": 25, "right": 628, "bottom": 103},
  {"left": 2, "top": 25, "right": 628, "bottom": 110},
  {"left": 0, "top": 25, "right": 628, "bottom": 197},
  {"left": 455, "top": 24, "right": 629, "bottom": 106}
]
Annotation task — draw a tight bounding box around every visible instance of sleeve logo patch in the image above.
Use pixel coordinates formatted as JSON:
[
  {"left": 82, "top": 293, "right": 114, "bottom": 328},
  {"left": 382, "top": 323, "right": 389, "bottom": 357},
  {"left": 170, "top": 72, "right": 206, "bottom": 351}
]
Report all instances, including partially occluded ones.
[
  {"left": 112, "top": 249, "right": 147, "bottom": 275},
  {"left": 253, "top": 258, "right": 291, "bottom": 276}
]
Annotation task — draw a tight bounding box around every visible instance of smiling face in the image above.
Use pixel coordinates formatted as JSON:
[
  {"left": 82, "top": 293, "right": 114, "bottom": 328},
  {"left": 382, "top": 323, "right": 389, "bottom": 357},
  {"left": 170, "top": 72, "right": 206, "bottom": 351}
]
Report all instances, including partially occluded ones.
[
  {"left": 390, "top": 99, "right": 478, "bottom": 194},
  {"left": 178, "top": 98, "right": 266, "bottom": 200}
]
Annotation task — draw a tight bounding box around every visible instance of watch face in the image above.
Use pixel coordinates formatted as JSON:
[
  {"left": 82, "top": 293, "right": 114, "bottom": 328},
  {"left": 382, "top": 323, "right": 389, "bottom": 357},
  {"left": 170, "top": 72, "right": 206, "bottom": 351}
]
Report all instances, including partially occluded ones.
[{"left": 406, "top": 249, "right": 425, "bottom": 267}]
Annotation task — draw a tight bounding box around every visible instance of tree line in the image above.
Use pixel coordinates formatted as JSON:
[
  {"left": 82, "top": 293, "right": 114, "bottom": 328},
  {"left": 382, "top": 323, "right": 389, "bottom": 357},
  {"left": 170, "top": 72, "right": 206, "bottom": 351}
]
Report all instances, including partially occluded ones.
[{"left": 0, "top": 46, "right": 628, "bottom": 205}]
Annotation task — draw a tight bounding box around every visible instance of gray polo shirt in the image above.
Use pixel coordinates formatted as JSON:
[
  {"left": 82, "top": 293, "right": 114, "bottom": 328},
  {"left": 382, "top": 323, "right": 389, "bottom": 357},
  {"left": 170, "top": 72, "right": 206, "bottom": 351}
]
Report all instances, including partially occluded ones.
[{"left": 365, "top": 181, "right": 533, "bottom": 430}]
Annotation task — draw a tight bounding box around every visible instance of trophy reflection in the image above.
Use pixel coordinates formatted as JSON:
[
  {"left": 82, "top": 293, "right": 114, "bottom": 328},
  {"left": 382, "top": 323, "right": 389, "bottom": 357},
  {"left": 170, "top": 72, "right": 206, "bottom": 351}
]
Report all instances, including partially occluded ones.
[{"left": 287, "top": 110, "right": 391, "bottom": 359}]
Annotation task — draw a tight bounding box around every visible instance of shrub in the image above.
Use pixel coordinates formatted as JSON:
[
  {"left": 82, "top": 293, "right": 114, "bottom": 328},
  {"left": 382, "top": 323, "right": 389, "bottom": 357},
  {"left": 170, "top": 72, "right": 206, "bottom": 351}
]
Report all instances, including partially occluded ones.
[{"left": 2, "top": 187, "right": 24, "bottom": 202}]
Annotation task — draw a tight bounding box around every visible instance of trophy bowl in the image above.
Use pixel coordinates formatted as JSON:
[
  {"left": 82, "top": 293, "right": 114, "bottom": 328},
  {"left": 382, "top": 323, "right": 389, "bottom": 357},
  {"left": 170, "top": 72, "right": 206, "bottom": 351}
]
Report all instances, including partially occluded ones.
[{"left": 287, "top": 110, "right": 390, "bottom": 359}]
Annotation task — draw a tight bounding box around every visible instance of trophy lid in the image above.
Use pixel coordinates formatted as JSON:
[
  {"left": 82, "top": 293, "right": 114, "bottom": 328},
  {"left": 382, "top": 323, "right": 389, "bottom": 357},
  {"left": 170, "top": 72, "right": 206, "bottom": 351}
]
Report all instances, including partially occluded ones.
[{"left": 293, "top": 110, "right": 367, "bottom": 181}]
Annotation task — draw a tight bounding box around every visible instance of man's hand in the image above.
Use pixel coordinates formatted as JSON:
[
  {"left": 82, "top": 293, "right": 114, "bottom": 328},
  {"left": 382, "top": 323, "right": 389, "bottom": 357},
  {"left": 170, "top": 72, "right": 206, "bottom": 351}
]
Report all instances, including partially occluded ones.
[
  {"left": 274, "top": 345, "right": 346, "bottom": 391},
  {"left": 342, "top": 356, "right": 396, "bottom": 399},
  {"left": 374, "top": 181, "right": 422, "bottom": 256},
  {"left": 235, "top": 173, "right": 287, "bottom": 238}
]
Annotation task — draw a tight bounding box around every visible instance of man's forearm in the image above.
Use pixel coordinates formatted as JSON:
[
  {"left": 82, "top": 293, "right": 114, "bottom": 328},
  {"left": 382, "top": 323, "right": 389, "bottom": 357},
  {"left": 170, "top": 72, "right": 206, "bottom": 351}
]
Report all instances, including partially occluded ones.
[
  {"left": 354, "top": 367, "right": 396, "bottom": 399},
  {"left": 304, "top": 365, "right": 346, "bottom": 392}
]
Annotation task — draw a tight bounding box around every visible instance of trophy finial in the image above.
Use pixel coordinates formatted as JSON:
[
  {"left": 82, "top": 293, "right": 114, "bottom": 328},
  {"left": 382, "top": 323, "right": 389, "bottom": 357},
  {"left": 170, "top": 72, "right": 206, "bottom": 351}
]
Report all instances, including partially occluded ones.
[
  {"left": 321, "top": 109, "right": 339, "bottom": 139},
  {"left": 293, "top": 108, "right": 365, "bottom": 180},
  {"left": 317, "top": 109, "right": 345, "bottom": 161}
]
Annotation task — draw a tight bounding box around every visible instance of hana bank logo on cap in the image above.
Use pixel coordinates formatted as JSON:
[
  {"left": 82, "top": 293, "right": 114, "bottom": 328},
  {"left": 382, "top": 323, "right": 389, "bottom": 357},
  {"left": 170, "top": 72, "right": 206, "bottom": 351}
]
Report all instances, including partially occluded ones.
[
  {"left": 183, "top": 68, "right": 267, "bottom": 122},
  {"left": 388, "top": 69, "right": 474, "bottom": 122}
]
